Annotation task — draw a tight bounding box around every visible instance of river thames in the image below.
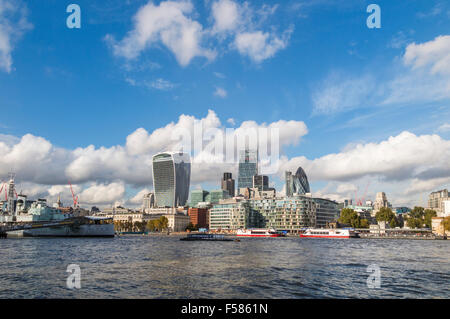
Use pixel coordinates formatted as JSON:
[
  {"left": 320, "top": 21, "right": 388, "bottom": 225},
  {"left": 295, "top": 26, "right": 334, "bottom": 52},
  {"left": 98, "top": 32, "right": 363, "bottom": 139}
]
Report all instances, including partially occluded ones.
[{"left": 1, "top": 235, "right": 449, "bottom": 298}]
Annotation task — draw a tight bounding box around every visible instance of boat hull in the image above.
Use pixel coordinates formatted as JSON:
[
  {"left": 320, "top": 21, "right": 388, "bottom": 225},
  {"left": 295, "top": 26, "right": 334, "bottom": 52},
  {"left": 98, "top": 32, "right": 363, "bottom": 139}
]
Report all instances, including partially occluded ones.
[
  {"left": 236, "top": 234, "right": 282, "bottom": 237},
  {"left": 300, "top": 234, "right": 352, "bottom": 238},
  {"left": 7, "top": 224, "right": 114, "bottom": 238}
]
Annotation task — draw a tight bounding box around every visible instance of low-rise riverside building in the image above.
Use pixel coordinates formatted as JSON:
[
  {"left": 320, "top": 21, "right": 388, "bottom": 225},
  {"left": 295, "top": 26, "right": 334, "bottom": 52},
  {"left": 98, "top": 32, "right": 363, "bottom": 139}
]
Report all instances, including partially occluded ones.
[
  {"left": 209, "top": 198, "right": 262, "bottom": 231},
  {"left": 209, "top": 194, "right": 339, "bottom": 234},
  {"left": 98, "top": 206, "right": 190, "bottom": 232}
]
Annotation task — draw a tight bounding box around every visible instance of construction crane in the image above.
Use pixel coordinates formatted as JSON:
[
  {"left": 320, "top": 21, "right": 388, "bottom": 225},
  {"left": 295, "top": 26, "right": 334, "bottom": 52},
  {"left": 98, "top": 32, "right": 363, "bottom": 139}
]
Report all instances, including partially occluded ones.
[
  {"left": 360, "top": 181, "right": 371, "bottom": 206},
  {"left": 68, "top": 181, "right": 79, "bottom": 208},
  {"left": 0, "top": 182, "right": 5, "bottom": 200},
  {"left": 353, "top": 181, "right": 371, "bottom": 206}
]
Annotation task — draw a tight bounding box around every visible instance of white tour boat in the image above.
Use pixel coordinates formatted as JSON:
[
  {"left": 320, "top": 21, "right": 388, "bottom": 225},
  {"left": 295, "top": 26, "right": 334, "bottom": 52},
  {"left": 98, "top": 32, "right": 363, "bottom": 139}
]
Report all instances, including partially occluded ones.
[
  {"left": 236, "top": 228, "right": 284, "bottom": 237},
  {"left": 300, "top": 228, "right": 359, "bottom": 238}
]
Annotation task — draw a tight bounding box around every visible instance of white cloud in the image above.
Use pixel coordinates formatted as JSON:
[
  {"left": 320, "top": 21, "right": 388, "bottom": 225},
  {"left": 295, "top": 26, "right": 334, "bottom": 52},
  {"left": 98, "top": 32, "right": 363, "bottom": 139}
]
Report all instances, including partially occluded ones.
[
  {"left": 128, "top": 188, "right": 151, "bottom": 205},
  {"left": 106, "top": 0, "right": 216, "bottom": 66},
  {"left": 312, "top": 74, "right": 375, "bottom": 115},
  {"left": 213, "top": 86, "right": 227, "bottom": 98},
  {"left": 438, "top": 123, "right": 450, "bottom": 132},
  {"left": 226, "top": 118, "right": 235, "bottom": 126},
  {"left": 211, "top": 0, "right": 241, "bottom": 33},
  {"left": 403, "top": 35, "right": 450, "bottom": 75},
  {"left": 108, "top": 0, "right": 292, "bottom": 67},
  {"left": 3, "top": 112, "right": 450, "bottom": 207},
  {"left": 0, "top": 0, "right": 32, "bottom": 72},
  {"left": 234, "top": 29, "right": 292, "bottom": 63},
  {"left": 281, "top": 131, "right": 450, "bottom": 188},
  {"left": 78, "top": 182, "right": 126, "bottom": 205},
  {"left": 312, "top": 34, "right": 450, "bottom": 115},
  {"left": 149, "top": 78, "right": 174, "bottom": 90}
]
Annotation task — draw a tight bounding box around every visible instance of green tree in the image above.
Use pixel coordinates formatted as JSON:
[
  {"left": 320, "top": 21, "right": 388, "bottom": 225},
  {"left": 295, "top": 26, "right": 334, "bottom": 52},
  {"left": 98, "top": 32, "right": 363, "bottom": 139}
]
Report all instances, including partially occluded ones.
[
  {"left": 407, "top": 217, "right": 423, "bottom": 229},
  {"left": 158, "top": 216, "right": 169, "bottom": 231},
  {"left": 389, "top": 217, "right": 399, "bottom": 228},
  {"left": 410, "top": 206, "right": 425, "bottom": 219},
  {"left": 376, "top": 207, "right": 396, "bottom": 223},
  {"left": 147, "top": 220, "right": 156, "bottom": 232},
  {"left": 423, "top": 209, "right": 437, "bottom": 229},
  {"left": 339, "top": 208, "right": 361, "bottom": 228},
  {"left": 360, "top": 219, "right": 370, "bottom": 229}
]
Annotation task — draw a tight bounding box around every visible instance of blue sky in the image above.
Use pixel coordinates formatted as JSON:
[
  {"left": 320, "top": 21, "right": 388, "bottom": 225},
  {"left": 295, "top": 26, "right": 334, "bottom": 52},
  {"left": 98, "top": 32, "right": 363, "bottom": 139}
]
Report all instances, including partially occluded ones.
[{"left": 0, "top": 0, "right": 450, "bottom": 207}]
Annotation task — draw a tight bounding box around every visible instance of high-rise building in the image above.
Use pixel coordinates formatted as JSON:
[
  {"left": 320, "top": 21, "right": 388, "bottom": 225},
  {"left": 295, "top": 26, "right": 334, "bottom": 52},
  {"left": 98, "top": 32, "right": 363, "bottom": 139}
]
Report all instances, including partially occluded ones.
[
  {"left": 252, "top": 175, "right": 269, "bottom": 192},
  {"left": 285, "top": 167, "right": 310, "bottom": 197},
  {"left": 428, "top": 189, "right": 450, "bottom": 216},
  {"left": 221, "top": 172, "right": 235, "bottom": 197},
  {"left": 190, "top": 190, "right": 209, "bottom": 208},
  {"left": 143, "top": 192, "right": 155, "bottom": 212},
  {"left": 237, "top": 149, "right": 258, "bottom": 189},
  {"left": 152, "top": 152, "right": 191, "bottom": 207}
]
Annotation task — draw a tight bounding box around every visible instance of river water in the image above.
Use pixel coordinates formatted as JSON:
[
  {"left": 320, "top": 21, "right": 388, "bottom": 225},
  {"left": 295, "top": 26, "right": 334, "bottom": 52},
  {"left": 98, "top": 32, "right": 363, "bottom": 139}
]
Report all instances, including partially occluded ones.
[{"left": 1, "top": 235, "right": 449, "bottom": 298}]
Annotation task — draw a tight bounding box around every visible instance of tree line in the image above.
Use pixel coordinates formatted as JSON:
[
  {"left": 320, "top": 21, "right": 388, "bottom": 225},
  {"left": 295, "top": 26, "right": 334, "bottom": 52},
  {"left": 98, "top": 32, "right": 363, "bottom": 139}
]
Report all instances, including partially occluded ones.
[
  {"left": 114, "top": 216, "right": 169, "bottom": 233},
  {"left": 339, "top": 206, "right": 440, "bottom": 229}
]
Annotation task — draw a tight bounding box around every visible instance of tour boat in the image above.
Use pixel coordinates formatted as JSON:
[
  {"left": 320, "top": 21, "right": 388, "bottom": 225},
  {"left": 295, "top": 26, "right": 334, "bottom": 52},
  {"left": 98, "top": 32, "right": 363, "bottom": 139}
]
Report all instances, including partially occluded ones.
[
  {"left": 300, "top": 228, "right": 359, "bottom": 239},
  {"left": 236, "top": 228, "right": 284, "bottom": 237}
]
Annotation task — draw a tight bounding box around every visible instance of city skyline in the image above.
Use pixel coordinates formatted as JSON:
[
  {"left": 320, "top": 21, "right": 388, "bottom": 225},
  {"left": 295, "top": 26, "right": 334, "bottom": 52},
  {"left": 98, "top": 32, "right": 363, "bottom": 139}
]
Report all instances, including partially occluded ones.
[{"left": 0, "top": 0, "right": 449, "bottom": 208}]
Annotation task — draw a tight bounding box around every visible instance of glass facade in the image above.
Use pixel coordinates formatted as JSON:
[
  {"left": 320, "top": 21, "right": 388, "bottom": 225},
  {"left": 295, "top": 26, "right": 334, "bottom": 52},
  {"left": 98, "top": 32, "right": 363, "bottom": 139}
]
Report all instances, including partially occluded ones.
[
  {"left": 190, "top": 190, "right": 209, "bottom": 208},
  {"left": 152, "top": 152, "right": 191, "bottom": 207},
  {"left": 252, "top": 175, "right": 269, "bottom": 191},
  {"left": 238, "top": 149, "right": 258, "bottom": 189},
  {"left": 206, "top": 190, "right": 230, "bottom": 204},
  {"left": 285, "top": 167, "right": 310, "bottom": 197}
]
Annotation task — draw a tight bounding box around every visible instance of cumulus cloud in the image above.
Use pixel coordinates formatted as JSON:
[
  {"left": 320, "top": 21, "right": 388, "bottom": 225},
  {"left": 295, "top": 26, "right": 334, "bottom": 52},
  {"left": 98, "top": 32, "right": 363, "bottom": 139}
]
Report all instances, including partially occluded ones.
[
  {"left": 211, "top": 0, "right": 292, "bottom": 63},
  {"left": 0, "top": 110, "right": 308, "bottom": 206},
  {"left": 107, "top": 0, "right": 292, "bottom": 67},
  {"left": 403, "top": 35, "right": 450, "bottom": 75},
  {"left": 0, "top": 0, "right": 32, "bottom": 72},
  {"left": 211, "top": 0, "right": 241, "bottom": 33},
  {"left": 106, "top": 0, "right": 216, "bottom": 66},
  {"left": 78, "top": 182, "right": 126, "bottom": 205},
  {"left": 281, "top": 131, "right": 450, "bottom": 190}
]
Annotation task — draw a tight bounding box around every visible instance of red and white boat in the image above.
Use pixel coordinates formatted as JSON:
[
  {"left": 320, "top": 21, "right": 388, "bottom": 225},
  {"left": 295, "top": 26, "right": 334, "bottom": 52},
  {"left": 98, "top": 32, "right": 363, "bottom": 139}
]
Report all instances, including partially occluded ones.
[
  {"left": 300, "top": 228, "right": 359, "bottom": 238},
  {"left": 236, "top": 228, "right": 284, "bottom": 237}
]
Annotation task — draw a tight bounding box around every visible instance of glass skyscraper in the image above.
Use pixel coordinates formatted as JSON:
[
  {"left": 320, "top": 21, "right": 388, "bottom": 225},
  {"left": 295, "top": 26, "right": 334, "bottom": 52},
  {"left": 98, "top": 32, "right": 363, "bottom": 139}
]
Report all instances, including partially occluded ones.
[
  {"left": 237, "top": 149, "right": 258, "bottom": 189},
  {"left": 285, "top": 167, "right": 310, "bottom": 197},
  {"left": 152, "top": 152, "right": 191, "bottom": 207}
]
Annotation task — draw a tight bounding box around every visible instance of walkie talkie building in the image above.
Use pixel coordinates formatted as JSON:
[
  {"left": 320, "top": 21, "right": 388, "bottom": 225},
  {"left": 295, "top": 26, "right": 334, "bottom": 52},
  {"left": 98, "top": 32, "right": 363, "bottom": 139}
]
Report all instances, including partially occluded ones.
[{"left": 152, "top": 152, "right": 191, "bottom": 207}]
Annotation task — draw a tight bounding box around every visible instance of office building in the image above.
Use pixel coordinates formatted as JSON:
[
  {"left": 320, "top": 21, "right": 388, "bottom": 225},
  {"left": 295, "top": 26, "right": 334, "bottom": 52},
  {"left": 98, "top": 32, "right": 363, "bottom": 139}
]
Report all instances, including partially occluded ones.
[
  {"left": 209, "top": 198, "right": 263, "bottom": 231},
  {"left": 313, "top": 197, "right": 340, "bottom": 228},
  {"left": 190, "top": 190, "right": 209, "bottom": 208},
  {"left": 206, "top": 190, "right": 230, "bottom": 204},
  {"left": 188, "top": 208, "right": 209, "bottom": 228},
  {"left": 237, "top": 149, "right": 258, "bottom": 189},
  {"left": 428, "top": 189, "right": 450, "bottom": 216},
  {"left": 221, "top": 172, "right": 235, "bottom": 197},
  {"left": 285, "top": 167, "right": 310, "bottom": 197},
  {"left": 152, "top": 152, "right": 191, "bottom": 207},
  {"left": 253, "top": 175, "right": 269, "bottom": 192},
  {"left": 143, "top": 192, "right": 155, "bottom": 212}
]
